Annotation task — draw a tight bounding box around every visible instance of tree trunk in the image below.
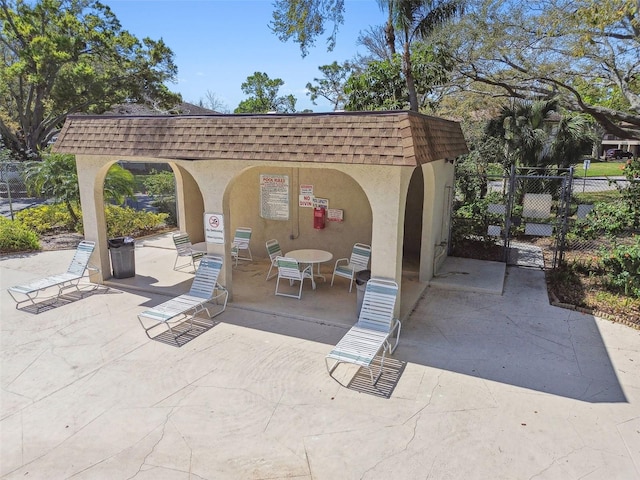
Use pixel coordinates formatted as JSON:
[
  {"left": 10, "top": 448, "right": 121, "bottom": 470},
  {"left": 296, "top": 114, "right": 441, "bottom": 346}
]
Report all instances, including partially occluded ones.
[{"left": 404, "top": 43, "right": 419, "bottom": 112}]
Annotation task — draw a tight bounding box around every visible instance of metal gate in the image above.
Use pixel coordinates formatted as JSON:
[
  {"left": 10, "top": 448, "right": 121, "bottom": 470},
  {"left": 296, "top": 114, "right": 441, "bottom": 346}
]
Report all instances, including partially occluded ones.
[
  {"left": 452, "top": 165, "right": 574, "bottom": 269},
  {"left": 504, "top": 166, "right": 573, "bottom": 268}
]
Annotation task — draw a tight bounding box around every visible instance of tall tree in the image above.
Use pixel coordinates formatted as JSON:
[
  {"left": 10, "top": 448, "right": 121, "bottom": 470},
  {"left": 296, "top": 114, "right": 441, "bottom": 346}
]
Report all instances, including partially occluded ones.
[
  {"left": 381, "top": 0, "right": 464, "bottom": 111},
  {"left": 235, "top": 72, "right": 297, "bottom": 113},
  {"left": 306, "top": 61, "right": 353, "bottom": 110},
  {"left": 447, "top": 0, "right": 640, "bottom": 138},
  {"left": 344, "top": 41, "right": 452, "bottom": 111},
  {"left": 0, "top": 0, "right": 179, "bottom": 159},
  {"left": 485, "top": 99, "right": 596, "bottom": 171}
]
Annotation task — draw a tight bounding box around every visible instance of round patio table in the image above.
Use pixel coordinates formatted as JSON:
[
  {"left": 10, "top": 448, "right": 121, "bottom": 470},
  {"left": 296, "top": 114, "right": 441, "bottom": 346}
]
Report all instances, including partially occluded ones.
[{"left": 285, "top": 249, "right": 333, "bottom": 289}]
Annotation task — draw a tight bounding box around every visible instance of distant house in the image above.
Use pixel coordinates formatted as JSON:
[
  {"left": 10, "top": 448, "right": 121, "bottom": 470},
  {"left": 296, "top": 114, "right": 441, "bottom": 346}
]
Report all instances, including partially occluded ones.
[{"left": 600, "top": 129, "right": 639, "bottom": 158}]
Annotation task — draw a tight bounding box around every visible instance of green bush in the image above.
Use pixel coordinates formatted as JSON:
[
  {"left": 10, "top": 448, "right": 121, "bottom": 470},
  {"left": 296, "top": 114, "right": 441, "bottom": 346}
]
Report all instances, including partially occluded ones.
[
  {"left": 15, "top": 203, "right": 168, "bottom": 238},
  {"left": 600, "top": 238, "right": 640, "bottom": 298},
  {"left": 15, "top": 203, "right": 80, "bottom": 234},
  {"left": 105, "top": 205, "right": 168, "bottom": 238},
  {"left": 0, "top": 217, "right": 40, "bottom": 253},
  {"left": 570, "top": 199, "right": 632, "bottom": 241}
]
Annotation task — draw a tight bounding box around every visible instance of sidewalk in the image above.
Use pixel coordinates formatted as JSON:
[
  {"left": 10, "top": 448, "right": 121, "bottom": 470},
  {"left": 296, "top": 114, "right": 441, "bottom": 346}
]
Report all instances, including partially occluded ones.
[{"left": 1, "top": 249, "right": 639, "bottom": 479}]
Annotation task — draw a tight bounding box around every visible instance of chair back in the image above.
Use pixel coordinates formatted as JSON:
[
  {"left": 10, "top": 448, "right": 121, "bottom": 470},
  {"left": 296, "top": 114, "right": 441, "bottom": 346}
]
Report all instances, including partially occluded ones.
[
  {"left": 189, "top": 255, "right": 223, "bottom": 299},
  {"left": 265, "top": 239, "right": 283, "bottom": 261},
  {"left": 350, "top": 243, "right": 371, "bottom": 270},
  {"left": 233, "top": 227, "right": 252, "bottom": 249},
  {"left": 67, "top": 241, "right": 96, "bottom": 276},
  {"left": 276, "top": 256, "right": 304, "bottom": 281},
  {"left": 173, "top": 232, "right": 193, "bottom": 255},
  {"left": 358, "top": 278, "right": 398, "bottom": 333}
]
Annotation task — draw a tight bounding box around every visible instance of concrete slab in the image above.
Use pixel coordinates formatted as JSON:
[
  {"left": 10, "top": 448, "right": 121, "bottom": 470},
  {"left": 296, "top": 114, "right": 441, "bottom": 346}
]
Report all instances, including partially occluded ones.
[
  {"left": 2, "top": 249, "right": 639, "bottom": 479},
  {"left": 429, "top": 256, "right": 506, "bottom": 295}
]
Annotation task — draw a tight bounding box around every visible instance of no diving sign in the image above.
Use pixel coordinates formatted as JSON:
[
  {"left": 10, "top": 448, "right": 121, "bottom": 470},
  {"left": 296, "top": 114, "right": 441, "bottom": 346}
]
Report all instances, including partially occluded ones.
[{"left": 204, "top": 213, "right": 224, "bottom": 244}]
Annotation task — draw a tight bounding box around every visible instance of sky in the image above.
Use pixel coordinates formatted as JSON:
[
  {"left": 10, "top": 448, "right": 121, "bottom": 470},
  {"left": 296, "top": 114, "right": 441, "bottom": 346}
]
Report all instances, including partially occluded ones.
[{"left": 105, "top": 0, "right": 387, "bottom": 112}]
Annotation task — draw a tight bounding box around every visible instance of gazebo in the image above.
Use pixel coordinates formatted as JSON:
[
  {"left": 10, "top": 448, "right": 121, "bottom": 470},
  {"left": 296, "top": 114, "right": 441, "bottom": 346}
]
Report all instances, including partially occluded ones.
[{"left": 52, "top": 110, "right": 468, "bottom": 314}]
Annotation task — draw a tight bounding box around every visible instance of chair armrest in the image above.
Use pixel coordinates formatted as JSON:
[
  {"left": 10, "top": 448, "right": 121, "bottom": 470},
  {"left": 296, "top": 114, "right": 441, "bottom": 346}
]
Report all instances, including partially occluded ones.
[{"left": 333, "top": 257, "right": 349, "bottom": 268}]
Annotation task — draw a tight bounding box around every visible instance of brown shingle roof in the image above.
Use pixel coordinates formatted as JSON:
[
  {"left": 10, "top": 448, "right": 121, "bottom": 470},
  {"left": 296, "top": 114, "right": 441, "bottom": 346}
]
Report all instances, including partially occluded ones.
[{"left": 52, "top": 111, "right": 467, "bottom": 166}]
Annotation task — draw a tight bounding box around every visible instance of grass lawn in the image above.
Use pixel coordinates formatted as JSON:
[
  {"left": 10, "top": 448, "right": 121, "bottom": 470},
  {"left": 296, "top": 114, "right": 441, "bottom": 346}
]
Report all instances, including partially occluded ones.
[{"left": 573, "top": 160, "right": 627, "bottom": 177}]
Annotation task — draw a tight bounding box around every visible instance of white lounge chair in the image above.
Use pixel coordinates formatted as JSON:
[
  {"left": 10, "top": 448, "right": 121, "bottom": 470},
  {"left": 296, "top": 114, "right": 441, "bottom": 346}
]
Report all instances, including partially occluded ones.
[
  {"left": 326, "top": 278, "right": 401, "bottom": 385},
  {"left": 7, "top": 240, "right": 97, "bottom": 310},
  {"left": 265, "top": 238, "right": 283, "bottom": 280},
  {"left": 331, "top": 243, "right": 371, "bottom": 292},
  {"left": 172, "top": 232, "right": 204, "bottom": 273},
  {"left": 274, "top": 256, "right": 313, "bottom": 299},
  {"left": 138, "top": 255, "right": 228, "bottom": 339}
]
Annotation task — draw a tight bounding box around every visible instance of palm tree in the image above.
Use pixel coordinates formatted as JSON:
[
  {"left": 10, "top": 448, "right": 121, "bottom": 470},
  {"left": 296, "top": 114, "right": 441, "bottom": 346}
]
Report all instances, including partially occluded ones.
[{"left": 378, "top": 0, "right": 464, "bottom": 112}]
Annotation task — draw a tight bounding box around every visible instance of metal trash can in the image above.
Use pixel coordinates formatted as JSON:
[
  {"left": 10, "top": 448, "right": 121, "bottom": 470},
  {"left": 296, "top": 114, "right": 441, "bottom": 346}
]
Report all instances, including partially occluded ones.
[
  {"left": 355, "top": 269, "right": 371, "bottom": 317},
  {"left": 108, "top": 236, "right": 135, "bottom": 278}
]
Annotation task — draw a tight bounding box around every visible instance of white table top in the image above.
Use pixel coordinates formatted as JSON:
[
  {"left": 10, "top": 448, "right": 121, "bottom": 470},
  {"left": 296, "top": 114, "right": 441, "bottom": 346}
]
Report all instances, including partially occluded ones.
[{"left": 285, "top": 249, "right": 333, "bottom": 264}]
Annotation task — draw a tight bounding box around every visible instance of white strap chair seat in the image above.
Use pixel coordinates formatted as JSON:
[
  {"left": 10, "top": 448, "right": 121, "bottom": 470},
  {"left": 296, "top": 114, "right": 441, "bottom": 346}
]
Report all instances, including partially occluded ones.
[
  {"left": 274, "top": 256, "right": 313, "bottom": 299},
  {"left": 265, "top": 238, "right": 283, "bottom": 280},
  {"left": 326, "top": 278, "right": 401, "bottom": 385},
  {"left": 232, "top": 227, "right": 252, "bottom": 264},
  {"left": 8, "top": 241, "right": 97, "bottom": 310},
  {"left": 331, "top": 243, "right": 371, "bottom": 292},
  {"left": 172, "top": 232, "right": 204, "bottom": 273},
  {"left": 138, "top": 255, "right": 228, "bottom": 339}
]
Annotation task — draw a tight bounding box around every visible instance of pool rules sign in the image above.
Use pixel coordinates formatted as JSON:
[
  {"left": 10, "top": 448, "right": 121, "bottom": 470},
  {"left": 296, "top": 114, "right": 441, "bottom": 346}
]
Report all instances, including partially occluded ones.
[{"left": 260, "top": 174, "right": 289, "bottom": 221}]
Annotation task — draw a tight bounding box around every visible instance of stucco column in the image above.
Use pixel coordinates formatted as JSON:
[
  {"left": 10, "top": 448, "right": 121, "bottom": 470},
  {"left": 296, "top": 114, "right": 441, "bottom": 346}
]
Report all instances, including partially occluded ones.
[
  {"left": 420, "top": 160, "right": 455, "bottom": 281},
  {"left": 75, "top": 155, "right": 112, "bottom": 283}
]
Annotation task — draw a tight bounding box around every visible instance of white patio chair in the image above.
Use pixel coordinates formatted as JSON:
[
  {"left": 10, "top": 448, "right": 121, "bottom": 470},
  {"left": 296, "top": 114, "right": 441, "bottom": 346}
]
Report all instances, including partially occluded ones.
[
  {"left": 326, "top": 278, "right": 401, "bottom": 385},
  {"left": 265, "top": 238, "right": 283, "bottom": 280},
  {"left": 231, "top": 227, "right": 252, "bottom": 264},
  {"left": 331, "top": 243, "right": 371, "bottom": 292},
  {"left": 137, "top": 255, "right": 228, "bottom": 339},
  {"left": 172, "top": 232, "right": 204, "bottom": 273},
  {"left": 274, "top": 256, "right": 313, "bottom": 299},
  {"left": 8, "top": 240, "right": 97, "bottom": 310}
]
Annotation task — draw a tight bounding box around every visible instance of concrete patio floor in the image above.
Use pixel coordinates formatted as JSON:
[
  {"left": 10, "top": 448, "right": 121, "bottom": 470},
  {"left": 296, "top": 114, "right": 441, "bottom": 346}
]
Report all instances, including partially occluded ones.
[{"left": 1, "top": 243, "right": 639, "bottom": 479}]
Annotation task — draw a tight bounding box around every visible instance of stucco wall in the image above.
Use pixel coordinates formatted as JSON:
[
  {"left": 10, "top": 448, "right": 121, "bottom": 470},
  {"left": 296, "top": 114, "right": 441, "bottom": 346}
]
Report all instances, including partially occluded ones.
[{"left": 226, "top": 166, "right": 372, "bottom": 262}]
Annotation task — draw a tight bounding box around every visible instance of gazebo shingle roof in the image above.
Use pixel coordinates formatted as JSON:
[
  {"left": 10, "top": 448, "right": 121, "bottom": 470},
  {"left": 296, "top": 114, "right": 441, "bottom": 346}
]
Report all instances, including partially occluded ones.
[{"left": 52, "top": 111, "right": 467, "bottom": 166}]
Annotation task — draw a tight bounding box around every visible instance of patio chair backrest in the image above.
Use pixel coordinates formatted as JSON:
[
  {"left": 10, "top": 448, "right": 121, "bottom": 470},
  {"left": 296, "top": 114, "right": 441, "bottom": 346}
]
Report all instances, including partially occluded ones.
[
  {"left": 66, "top": 241, "right": 96, "bottom": 276},
  {"left": 350, "top": 243, "right": 371, "bottom": 269},
  {"left": 266, "top": 239, "right": 283, "bottom": 261},
  {"left": 189, "top": 255, "right": 223, "bottom": 299},
  {"left": 173, "top": 232, "right": 193, "bottom": 254},
  {"left": 358, "top": 278, "right": 398, "bottom": 333},
  {"left": 276, "top": 256, "right": 305, "bottom": 281},
  {"left": 233, "top": 227, "right": 252, "bottom": 249}
]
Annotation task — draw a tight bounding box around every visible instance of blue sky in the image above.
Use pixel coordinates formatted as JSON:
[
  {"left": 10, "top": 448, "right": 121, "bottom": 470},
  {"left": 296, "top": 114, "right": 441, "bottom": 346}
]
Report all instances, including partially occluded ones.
[{"left": 105, "top": 0, "right": 387, "bottom": 112}]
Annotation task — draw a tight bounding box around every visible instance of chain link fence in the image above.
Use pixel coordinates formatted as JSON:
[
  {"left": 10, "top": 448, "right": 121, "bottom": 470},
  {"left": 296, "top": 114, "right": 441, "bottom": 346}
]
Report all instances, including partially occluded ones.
[{"left": 452, "top": 165, "right": 638, "bottom": 269}]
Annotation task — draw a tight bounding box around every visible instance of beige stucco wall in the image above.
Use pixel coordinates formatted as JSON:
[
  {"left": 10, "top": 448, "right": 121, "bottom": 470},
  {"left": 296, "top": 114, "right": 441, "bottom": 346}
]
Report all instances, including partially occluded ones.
[{"left": 420, "top": 160, "right": 455, "bottom": 281}]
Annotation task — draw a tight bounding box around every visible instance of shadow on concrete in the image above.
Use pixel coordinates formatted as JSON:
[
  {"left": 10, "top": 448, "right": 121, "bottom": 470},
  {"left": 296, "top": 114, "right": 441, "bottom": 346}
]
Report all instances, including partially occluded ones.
[
  {"left": 147, "top": 315, "right": 222, "bottom": 348},
  {"left": 105, "top": 235, "right": 626, "bottom": 404},
  {"left": 15, "top": 284, "right": 122, "bottom": 314}
]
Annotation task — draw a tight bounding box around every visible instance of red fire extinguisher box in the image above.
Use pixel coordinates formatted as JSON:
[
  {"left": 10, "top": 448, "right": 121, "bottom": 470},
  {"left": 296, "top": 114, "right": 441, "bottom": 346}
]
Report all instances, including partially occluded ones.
[{"left": 313, "top": 207, "right": 325, "bottom": 229}]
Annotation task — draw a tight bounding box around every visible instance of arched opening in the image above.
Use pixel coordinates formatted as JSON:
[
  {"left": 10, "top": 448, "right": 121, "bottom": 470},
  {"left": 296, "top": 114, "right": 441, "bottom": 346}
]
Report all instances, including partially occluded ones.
[
  {"left": 402, "top": 166, "right": 424, "bottom": 274},
  {"left": 224, "top": 165, "right": 372, "bottom": 264}
]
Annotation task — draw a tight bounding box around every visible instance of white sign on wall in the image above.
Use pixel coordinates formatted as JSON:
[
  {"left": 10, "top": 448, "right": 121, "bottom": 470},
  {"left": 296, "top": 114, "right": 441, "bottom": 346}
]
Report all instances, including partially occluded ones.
[
  {"left": 204, "top": 213, "right": 224, "bottom": 244},
  {"left": 313, "top": 197, "right": 329, "bottom": 209},
  {"left": 260, "top": 174, "right": 289, "bottom": 221},
  {"left": 299, "top": 194, "right": 313, "bottom": 208},
  {"left": 300, "top": 184, "right": 313, "bottom": 196}
]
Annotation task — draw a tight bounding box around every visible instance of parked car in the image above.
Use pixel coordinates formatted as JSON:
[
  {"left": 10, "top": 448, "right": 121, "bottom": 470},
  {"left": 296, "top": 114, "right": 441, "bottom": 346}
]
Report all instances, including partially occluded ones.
[{"left": 605, "top": 148, "right": 634, "bottom": 160}]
